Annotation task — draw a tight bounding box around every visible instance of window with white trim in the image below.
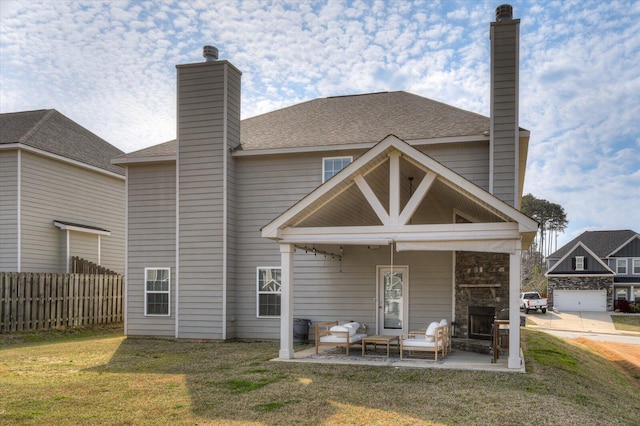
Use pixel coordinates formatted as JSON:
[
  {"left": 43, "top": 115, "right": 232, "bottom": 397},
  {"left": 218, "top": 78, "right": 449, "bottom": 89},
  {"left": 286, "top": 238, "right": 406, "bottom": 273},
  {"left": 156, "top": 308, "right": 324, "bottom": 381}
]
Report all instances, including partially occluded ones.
[
  {"left": 575, "top": 256, "right": 585, "bottom": 271},
  {"left": 257, "top": 267, "right": 281, "bottom": 317},
  {"left": 615, "top": 287, "right": 629, "bottom": 300},
  {"left": 145, "top": 268, "right": 170, "bottom": 316},
  {"left": 616, "top": 259, "right": 627, "bottom": 275},
  {"left": 323, "top": 156, "right": 352, "bottom": 183},
  {"left": 633, "top": 258, "right": 640, "bottom": 275}
]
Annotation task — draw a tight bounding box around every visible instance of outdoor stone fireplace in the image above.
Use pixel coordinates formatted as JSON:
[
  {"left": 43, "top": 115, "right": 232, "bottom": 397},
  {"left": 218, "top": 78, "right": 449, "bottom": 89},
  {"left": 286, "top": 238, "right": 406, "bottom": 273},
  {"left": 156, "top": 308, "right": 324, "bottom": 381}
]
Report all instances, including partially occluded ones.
[{"left": 455, "top": 252, "right": 509, "bottom": 339}]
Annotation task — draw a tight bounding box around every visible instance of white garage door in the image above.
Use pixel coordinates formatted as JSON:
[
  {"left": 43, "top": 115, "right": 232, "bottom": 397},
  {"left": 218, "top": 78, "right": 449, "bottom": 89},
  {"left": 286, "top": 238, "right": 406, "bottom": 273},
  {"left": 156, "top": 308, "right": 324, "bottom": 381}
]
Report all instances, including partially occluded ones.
[{"left": 554, "top": 290, "right": 607, "bottom": 312}]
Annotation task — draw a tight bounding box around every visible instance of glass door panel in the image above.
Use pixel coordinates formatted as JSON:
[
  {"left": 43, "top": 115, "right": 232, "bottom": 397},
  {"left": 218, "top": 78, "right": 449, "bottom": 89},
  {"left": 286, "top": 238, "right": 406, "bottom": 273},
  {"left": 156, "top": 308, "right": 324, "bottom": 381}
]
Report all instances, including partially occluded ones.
[{"left": 377, "top": 266, "right": 408, "bottom": 335}]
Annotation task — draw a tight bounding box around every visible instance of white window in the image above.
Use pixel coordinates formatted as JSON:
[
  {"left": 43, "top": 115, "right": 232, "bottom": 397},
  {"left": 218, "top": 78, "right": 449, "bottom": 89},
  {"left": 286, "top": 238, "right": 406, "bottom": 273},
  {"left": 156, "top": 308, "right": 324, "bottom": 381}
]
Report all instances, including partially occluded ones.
[
  {"left": 616, "top": 288, "right": 629, "bottom": 300},
  {"left": 145, "top": 267, "right": 170, "bottom": 316},
  {"left": 616, "top": 259, "right": 627, "bottom": 275},
  {"left": 633, "top": 259, "right": 640, "bottom": 275},
  {"left": 323, "top": 156, "right": 352, "bottom": 182},
  {"left": 575, "top": 256, "right": 585, "bottom": 271},
  {"left": 257, "top": 267, "right": 281, "bottom": 317}
]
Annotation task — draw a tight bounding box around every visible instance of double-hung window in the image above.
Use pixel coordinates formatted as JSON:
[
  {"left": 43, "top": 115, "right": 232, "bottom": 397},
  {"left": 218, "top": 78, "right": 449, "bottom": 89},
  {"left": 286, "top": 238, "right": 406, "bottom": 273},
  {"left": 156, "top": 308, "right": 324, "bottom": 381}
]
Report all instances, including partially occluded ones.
[
  {"left": 633, "top": 259, "right": 640, "bottom": 275},
  {"left": 616, "top": 259, "right": 627, "bottom": 275},
  {"left": 574, "top": 256, "right": 585, "bottom": 271},
  {"left": 257, "top": 267, "right": 281, "bottom": 317},
  {"left": 145, "top": 267, "right": 170, "bottom": 316},
  {"left": 323, "top": 156, "right": 352, "bottom": 183}
]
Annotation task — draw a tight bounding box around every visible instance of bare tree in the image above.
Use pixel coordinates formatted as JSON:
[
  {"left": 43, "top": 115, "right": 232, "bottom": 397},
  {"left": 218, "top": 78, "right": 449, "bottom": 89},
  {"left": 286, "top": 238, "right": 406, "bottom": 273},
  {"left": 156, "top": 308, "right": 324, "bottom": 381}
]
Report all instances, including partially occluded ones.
[{"left": 521, "top": 193, "right": 568, "bottom": 264}]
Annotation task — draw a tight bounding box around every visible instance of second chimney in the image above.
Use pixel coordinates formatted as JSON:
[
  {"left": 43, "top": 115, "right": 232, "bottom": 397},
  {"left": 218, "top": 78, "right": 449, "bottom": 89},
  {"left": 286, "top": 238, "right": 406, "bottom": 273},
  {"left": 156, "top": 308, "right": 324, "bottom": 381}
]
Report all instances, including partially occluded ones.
[{"left": 489, "top": 4, "right": 520, "bottom": 208}]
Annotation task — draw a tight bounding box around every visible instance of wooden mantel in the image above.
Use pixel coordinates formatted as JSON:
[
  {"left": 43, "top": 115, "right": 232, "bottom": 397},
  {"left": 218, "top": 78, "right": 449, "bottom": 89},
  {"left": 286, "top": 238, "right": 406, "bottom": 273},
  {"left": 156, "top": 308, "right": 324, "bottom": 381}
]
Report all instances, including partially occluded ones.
[{"left": 459, "top": 283, "right": 502, "bottom": 298}]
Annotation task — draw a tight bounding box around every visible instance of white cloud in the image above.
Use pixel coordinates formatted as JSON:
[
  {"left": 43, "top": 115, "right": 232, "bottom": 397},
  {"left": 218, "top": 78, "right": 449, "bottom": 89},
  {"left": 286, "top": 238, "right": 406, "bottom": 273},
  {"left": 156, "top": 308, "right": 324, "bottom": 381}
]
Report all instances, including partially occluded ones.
[{"left": 1, "top": 0, "right": 639, "bottom": 243}]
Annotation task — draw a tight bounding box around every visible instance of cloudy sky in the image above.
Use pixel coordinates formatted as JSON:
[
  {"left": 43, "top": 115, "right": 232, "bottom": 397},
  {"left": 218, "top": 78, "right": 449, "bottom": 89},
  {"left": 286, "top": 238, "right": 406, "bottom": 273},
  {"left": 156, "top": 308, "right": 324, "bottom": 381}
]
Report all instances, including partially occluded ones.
[{"left": 1, "top": 0, "right": 638, "bottom": 248}]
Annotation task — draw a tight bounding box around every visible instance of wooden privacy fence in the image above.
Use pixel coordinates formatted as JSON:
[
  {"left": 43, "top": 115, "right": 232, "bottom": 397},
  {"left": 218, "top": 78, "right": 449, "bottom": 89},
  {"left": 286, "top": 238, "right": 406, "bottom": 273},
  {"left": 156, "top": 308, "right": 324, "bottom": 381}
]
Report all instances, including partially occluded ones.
[
  {"left": 0, "top": 272, "right": 124, "bottom": 333},
  {"left": 71, "top": 256, "right": 120, "bottom": 275}
]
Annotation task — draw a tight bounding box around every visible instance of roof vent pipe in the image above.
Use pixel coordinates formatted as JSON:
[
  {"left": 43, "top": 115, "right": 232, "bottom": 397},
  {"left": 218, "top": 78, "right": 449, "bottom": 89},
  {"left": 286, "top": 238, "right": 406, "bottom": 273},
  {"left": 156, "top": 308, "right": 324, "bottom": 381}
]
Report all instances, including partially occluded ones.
[
  {"left": 203, "top": 45, "right": 218, "bottom": 62},
  {"left": 495, "top": 4, "right": 513, "bottom": 22}
]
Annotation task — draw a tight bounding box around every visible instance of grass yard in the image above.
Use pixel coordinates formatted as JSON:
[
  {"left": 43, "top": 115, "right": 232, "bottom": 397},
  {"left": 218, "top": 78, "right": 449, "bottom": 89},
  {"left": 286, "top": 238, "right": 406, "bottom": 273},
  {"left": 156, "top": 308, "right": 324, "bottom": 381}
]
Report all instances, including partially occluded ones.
[
  {"left": 1, "top": 325, "right": 639, "bottom": 425},
  {"left": 611, "top": 314, "right": 640, "bottom": 332}
]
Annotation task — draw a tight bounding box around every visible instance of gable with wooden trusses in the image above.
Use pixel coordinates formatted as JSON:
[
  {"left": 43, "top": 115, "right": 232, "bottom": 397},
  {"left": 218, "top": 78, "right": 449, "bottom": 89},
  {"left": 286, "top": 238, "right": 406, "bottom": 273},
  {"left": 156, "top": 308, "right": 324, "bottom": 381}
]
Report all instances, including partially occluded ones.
[{"left": 262, "top": 135, "right": 537, "bottom": 254}]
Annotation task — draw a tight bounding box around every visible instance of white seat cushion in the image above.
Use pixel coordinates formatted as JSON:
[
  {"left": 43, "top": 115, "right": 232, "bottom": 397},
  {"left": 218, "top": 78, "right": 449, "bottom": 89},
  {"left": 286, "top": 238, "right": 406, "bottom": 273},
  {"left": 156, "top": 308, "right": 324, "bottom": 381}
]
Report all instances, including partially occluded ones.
[
  {"left": 402, "top": 337, "right": 440, "bottom": 348},
  {"left": 319, "top": 333, "right": 366, "bottom": 343},
  {"left": 424, "top": 321, "right": 439, "bottom": 342}
]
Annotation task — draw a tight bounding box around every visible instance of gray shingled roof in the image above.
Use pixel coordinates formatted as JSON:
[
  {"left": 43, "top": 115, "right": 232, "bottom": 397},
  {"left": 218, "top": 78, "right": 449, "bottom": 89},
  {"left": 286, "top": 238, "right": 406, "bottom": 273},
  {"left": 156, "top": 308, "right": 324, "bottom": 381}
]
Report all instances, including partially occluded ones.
[
  {"left": 240, "top": 91, "right": 490, "bottom": 151},
  {"left": 0, "top": 109, "right": 125, "bottom": 175},
  {"left": 117, "top": 91, "right": 493, "bottom": 160},
  {"left": 113, "top": 139, "right": 177, "bottom": 160},
  {"left": 548, "top": 230, "right": 639, "bottom": 260}
]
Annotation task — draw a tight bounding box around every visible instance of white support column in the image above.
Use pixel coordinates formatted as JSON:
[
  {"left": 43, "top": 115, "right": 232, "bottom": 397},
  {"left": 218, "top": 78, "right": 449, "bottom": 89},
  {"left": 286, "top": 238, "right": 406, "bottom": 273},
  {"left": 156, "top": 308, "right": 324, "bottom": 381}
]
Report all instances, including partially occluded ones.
[
  {"left": 389, "top": 151, "right": 401, "bottom": 225},
  {"left": 279, "top": 243, "right": 295, "bottom": 359},
  {"left": 508, "top": 248, "right": 522, "bottom": 369}
]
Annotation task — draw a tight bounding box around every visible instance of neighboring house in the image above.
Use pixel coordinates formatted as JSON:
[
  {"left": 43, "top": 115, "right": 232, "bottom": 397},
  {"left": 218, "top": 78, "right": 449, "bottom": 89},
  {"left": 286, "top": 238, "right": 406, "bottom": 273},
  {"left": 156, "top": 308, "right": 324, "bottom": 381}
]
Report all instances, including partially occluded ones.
[
  {"left": 546, "top": 230, "right": 640, "bottom": 312},
  {"left": 113, "top": 5, "right": 536, "bottom": 369},
  {"left": 0, "top": 109, "right": 126, "bottom": 273}
]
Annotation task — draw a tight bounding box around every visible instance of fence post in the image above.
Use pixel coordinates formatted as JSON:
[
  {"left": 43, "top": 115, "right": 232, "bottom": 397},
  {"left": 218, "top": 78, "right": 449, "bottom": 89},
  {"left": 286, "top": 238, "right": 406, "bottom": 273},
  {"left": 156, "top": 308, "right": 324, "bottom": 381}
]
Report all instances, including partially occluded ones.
[
  {"left": 22, "top": 274, "right": 36, "bottom": 330},
  {"left": 1, "top": 273, "right": 11, "bottom": 332},
  {"left": 38, "top": 274, "right": 45, "bottom": 330}
]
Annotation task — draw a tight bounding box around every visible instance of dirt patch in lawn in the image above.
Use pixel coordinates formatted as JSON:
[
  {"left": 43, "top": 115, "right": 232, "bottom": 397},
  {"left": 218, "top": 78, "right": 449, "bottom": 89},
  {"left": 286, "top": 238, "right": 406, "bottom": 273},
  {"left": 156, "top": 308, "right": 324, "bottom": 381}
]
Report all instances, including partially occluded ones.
[{"left": 571, "top": 338, "right": 640, "bottom": 389}]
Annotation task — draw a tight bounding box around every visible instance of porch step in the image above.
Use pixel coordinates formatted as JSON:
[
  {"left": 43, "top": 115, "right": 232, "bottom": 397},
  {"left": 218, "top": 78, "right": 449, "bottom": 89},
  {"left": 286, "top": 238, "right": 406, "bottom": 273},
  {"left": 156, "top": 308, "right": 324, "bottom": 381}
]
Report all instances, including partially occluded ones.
[{"left": 452, "top": 338, "right": 491, "bottom": 354}]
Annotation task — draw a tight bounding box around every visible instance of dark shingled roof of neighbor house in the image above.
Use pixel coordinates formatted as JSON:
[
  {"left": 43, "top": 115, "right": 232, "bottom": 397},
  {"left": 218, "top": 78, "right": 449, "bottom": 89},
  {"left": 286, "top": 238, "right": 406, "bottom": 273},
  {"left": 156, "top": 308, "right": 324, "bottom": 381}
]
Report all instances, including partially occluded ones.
[
  {"left": 0, "top": 109, "right": 125, "bottom": 175},
  {"left": 548, "top": 230, "right": 639, "bottom": 260}
]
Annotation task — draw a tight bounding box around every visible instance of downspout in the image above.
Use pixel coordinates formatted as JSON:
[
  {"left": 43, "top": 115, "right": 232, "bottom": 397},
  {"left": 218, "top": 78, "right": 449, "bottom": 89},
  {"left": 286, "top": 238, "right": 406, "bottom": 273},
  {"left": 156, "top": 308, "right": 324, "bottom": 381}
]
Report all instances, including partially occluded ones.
[
  {"left": 222, "top": 63, "right": 228, "bottom": 340},
  {"left": 17, "top": 150, "right": 21, "bottom": 272},
  {"left": 124, "top": 168, "right": 129, "bottom": 335},
  {"left": 97, "top": 235, "right": 101, "bottom": 265},
  {"left": 66, "top": 230, "right": 70, "bottom": 273},
  {"left": 175, "top": 74, "right": 181, "bottom": 339}
]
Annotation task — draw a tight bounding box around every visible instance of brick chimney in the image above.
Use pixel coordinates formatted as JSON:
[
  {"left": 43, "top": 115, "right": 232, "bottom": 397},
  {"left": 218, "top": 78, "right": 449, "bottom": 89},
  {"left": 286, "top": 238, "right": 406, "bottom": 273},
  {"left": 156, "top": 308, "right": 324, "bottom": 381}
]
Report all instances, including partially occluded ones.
[
  {"left": 489, "top": 4, "right": 520, "bottom": 208},
  {"left": 175, "top": 46, "right": 241, "bottom": 339}
]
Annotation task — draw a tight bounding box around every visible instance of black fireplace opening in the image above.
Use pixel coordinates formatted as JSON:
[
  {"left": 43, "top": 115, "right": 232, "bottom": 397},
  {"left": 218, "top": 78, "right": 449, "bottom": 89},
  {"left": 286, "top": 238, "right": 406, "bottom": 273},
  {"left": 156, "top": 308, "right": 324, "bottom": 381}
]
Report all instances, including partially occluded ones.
[{"left": 468, "top": 306, "right": 496, "bottom": 340}]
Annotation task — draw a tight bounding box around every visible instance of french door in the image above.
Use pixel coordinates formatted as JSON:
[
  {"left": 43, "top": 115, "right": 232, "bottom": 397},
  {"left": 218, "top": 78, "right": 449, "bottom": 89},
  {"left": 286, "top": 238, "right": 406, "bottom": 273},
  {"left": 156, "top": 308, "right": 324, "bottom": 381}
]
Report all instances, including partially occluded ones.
[{"left": 376, "top": 266, "right": 409, "bottom": 336}]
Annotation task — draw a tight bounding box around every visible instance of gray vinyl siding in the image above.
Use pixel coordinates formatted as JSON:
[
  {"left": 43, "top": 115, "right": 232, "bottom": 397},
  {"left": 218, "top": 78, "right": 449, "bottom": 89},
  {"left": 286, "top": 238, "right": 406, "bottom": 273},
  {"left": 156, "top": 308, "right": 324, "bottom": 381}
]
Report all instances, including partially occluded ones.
[
  {"left": 226, "top": 68, "right": 241, "bottom": 338},
  {"left": 0, "top": 150, "right": 18, "bottom": 271},
  {"left": 234, "top": 153, "right": 454, "bottom": 340},
  {"left": 19, "top": 151, "right": 125, "bottom": 273},
  {"left": 176, "top": 60, "right": 241, "bottom": 339},
  {"left": 419, "top": 142, "right": 490, "bottom": 191},
  {"left": 490, "top": 21, "right": 519, "bottom": 207},
  {"left": 235, "top": 154, "right": 321, "bottom": 339},
  {"left": 126, "top": 162, "right": 176, "bottom": 336},
  {"left": 69, "top": 230, "right": 99, "bottom": 266}
]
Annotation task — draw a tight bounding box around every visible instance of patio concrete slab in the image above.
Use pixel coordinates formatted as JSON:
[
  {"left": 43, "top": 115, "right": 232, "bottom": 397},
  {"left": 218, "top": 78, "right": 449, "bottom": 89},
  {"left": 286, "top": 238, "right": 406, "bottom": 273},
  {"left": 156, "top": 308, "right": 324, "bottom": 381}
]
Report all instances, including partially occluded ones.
[{"left": 272, "top": 346, "right": 525, "bottom": 373}]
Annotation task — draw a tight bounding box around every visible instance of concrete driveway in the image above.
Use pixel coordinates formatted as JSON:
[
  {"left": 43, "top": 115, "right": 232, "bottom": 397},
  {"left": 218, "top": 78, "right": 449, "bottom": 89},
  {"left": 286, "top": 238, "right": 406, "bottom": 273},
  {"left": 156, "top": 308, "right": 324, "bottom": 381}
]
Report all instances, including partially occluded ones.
[{"left": 523, "top": 310, "right": 618, "bottom": 334}]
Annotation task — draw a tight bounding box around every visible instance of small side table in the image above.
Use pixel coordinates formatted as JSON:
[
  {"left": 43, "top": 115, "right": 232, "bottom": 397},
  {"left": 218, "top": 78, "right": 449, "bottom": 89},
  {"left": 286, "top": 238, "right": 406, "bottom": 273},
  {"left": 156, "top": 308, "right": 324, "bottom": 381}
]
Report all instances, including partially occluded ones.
[
  {"left": 361, "top": 335, "right": 399, "bottom": 357},
  {"left": 493, "top": 320, "right": 509, "bottom": 363}
]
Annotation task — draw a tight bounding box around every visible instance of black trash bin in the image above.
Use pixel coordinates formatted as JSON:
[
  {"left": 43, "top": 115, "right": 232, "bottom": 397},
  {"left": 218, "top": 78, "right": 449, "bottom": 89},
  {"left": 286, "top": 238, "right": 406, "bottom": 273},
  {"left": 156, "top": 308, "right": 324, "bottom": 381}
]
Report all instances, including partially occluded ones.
[{"left": 293, "top": 318, "right": 311, "bottom": 344}]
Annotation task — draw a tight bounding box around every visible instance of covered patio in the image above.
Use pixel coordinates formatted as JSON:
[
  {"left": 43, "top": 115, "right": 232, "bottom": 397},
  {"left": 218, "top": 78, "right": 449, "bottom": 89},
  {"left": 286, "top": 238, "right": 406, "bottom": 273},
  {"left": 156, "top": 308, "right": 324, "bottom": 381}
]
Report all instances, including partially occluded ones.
[
  {"left": 273, "top": 344, "right": 525, "bottom": 373},
  {"left": 262, "top": 136, "right": 537, "bottom": 370}
]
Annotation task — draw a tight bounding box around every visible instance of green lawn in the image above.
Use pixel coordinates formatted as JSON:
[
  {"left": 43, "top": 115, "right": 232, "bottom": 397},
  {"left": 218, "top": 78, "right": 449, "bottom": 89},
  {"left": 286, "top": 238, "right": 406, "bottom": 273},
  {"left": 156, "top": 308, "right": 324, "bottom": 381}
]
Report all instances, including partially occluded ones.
[
  {"left": 1, "top": 325, "right": 638, "bottom": 425},
  {"left": 611, "top": 314, "right": 640, "bottom": 332}
]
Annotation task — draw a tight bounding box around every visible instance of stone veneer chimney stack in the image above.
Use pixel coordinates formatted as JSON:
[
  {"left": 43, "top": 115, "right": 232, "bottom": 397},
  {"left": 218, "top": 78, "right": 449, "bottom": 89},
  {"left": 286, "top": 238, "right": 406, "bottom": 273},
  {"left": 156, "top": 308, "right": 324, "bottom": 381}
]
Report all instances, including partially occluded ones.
[
  {"left": 175, "top": 46, "right": 241, "bottom": 339},
  {"left": 489, "top": 4, "right": 520, "bottom": 208}
]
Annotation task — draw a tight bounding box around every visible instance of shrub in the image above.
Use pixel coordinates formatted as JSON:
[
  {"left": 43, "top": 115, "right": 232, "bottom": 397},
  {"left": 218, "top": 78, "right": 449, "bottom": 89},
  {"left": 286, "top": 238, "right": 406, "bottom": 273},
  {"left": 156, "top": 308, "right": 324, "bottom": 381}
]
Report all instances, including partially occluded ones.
[{"left": 616, "top": 299, "right": 631, "bottom": 313}]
